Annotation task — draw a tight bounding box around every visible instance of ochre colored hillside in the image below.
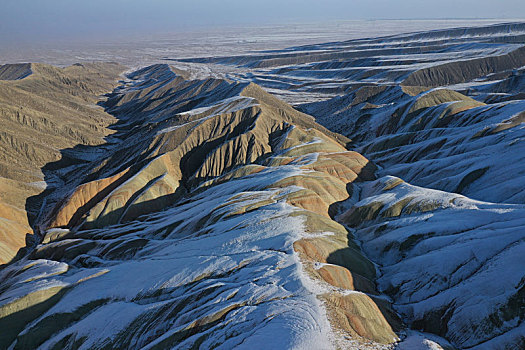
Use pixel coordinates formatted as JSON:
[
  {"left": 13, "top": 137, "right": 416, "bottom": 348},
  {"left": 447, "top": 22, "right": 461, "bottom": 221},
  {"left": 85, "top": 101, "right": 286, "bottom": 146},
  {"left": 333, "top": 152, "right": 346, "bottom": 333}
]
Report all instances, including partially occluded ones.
[{"left": 0, "top": 62, "right": 125, "bottom": 264}]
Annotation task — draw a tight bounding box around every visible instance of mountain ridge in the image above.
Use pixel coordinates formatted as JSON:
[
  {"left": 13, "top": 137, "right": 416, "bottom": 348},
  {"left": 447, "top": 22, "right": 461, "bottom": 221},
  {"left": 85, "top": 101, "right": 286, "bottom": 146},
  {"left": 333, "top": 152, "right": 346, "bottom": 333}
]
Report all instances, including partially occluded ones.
[
  {"left": 0, "top": 63, "right": 402, "bottom": 349},
  {"left": 0, "top": 21, "right": 524, "bottom": 349}
]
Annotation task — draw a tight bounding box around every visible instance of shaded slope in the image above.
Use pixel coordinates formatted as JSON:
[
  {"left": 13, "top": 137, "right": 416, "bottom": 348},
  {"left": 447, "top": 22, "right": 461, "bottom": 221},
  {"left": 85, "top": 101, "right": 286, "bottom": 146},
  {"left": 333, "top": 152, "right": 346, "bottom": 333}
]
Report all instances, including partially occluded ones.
[
  {"left": 2, "top": 21, "right": 524, "bottom": 349},
  {"left": 172, "top": 22, "right": 525, "bottom": 103},
  {"left": 402, "top": 46, "right": 525, "bottom": 87},
  {"left": 43, "top": 65, "right": 350, "bottom": 231},
  {"left": 0, "top": 64, "right": 406, "bottom": 349},
  {"left": 188, "top": 22, "right": 525, "bottom": 349},
  {"left": 301, "top": 85, "right": 525, "bottom": 205},
  {"left": 0, "top": 63, "right": 32, "bottom": 80},
  {"left": 280, "top": 23, "right": 525, "bottom": 349},
  {"left": 339, "top": 176, "right": 525, "bottom": 349}
]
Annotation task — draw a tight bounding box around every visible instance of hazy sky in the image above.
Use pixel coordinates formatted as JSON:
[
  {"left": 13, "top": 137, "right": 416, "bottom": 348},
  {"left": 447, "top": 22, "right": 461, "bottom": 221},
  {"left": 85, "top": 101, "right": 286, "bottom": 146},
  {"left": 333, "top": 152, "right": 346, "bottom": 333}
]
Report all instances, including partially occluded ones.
[{"left": 1, "top": 0, "right": 525, "bottom": 45}]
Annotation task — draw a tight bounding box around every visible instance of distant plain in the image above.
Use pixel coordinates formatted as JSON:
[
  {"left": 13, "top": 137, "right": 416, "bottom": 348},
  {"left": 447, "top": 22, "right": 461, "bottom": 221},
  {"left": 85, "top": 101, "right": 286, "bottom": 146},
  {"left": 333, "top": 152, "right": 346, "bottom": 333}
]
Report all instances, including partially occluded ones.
[{"left": 1, "top": 19, "right": 517, "bottom": 67}]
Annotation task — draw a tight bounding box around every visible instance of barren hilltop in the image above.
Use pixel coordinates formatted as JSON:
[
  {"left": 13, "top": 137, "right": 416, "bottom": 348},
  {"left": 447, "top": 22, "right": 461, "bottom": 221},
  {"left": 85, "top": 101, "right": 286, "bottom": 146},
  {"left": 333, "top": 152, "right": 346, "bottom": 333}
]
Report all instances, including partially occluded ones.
[{"left": 0, "top": 22, "right": 524, "bottom": 350}]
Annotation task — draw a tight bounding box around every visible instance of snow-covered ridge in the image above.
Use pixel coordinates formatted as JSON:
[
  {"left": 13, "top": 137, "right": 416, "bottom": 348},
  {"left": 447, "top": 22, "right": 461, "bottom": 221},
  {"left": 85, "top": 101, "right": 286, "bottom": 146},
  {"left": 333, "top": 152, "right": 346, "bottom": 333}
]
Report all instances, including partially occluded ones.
[
  {"left": 340, "top": 176, "right": 525, "bottom": 349},
  {"left": 172, "top": 21, "right": 525, "bottom": 348},
  {"left": 0, "top": 64, "right": 396, "bottom": 349},
  {"left": 1, "top": 21, "right": 524, "bottom": 350},
  {"left": 174, "top": 22, "right": 525, "bottom": 104}
]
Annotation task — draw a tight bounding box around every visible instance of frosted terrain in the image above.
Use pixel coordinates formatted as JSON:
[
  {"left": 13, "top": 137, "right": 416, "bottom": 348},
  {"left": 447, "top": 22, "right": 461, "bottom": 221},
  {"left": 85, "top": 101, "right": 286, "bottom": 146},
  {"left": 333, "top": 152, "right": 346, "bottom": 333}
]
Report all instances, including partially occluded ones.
[{"left": 0, "top": 20, "right": 524, "bottom": 350}]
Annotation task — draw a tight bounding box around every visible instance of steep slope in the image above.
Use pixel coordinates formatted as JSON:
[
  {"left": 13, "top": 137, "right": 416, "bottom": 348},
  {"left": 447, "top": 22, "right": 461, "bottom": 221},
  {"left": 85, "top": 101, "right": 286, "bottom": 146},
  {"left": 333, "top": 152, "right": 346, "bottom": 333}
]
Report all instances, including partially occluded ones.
[
  {"left": 1, "top": 21, "right": 524, "bottom": 350},
  {"left": 301, "top": 84, "right": 525, "bottom": 205},
  {"left": 0, "top": 63, "right": 32, "bottom": 80},
  {"left": 0, "top": 64, "right": 407, "bottom": 349},
  {"left": 401, "top": 46, "right": 525, "bottom": 87},
  {"left": 339, "top": 176, "right": 525, "bottom": 349},
  {"left": 0, "top": 62, "right": 125, "bottom": 264},
  {"left": 181, "top": 21, "right": 525, "bottom": 349},
  {"left": 273, "top": 23, "right": 525, "bottom": 350},
  {"left": 175, "top": 22, "right": 525, "bottom": 103},
  {"left": 301, "top": 85, "right": 525, "bottom": 348}
]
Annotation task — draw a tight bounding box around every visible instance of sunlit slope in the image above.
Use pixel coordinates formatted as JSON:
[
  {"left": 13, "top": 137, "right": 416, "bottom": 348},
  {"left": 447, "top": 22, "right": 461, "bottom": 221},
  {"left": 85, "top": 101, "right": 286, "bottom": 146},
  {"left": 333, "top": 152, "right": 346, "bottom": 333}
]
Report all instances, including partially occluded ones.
[
  {"left": 302, "top": 84, "right": 525, "bottom": 205},
  {"left": 2, "top": 20, "right": 524, "bottom": 349},
  {"left": 181, "top": 21, "right": 525, "bottom": 349},
  {"left": 0, "top": 62, "right": 125, "bottom": 264},
  {"left": 0, "top": 64, "right": 403, "bottom": 349}
]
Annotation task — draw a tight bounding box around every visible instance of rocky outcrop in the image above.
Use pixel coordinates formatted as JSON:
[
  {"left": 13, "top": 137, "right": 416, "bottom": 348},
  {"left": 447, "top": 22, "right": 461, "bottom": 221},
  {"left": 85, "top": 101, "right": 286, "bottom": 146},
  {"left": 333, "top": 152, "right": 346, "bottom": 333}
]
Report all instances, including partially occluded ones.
[{"left": 402, "top": 46, "right": 525, "bottom": 87}]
